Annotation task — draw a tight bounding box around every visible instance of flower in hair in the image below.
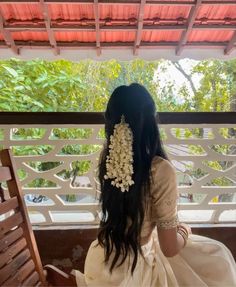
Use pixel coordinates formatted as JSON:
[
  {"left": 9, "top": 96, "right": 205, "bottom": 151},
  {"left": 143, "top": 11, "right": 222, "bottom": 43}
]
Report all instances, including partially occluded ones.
[{"left": 104, "top": 115, "right": 134, "bottom": 192}]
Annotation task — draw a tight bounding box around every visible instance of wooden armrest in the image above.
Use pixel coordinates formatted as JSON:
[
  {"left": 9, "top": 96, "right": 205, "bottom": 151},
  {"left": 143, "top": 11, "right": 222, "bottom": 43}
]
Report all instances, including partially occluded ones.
[{"left": 44, "top": 264, "right": 77, "bottom": 287}]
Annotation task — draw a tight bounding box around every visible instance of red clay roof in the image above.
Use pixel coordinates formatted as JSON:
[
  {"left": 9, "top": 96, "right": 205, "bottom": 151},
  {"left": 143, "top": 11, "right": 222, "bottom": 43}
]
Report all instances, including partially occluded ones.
[{"left": 0, "top": 1, "right": 236, "bottom": 60}]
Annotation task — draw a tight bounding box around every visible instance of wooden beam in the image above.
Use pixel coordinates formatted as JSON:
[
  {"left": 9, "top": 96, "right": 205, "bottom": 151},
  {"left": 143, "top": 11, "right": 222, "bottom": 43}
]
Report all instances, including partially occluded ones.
[
  {"left": 224, "top": 31, "right": 236, "bottom": 55},
  {"left": 0, "top": 0, "right": 235, "bottom": 5},
  {"left": 134, "top": 0, "right": 146, "bottom": 55},
  {"left": 0, "top": 8, "right": 19, "bottom": 54},
  {"left": 39, "top": 0, "right": 59, "bottom": 55},
  {"left": 4, "top": 22, "right": 236, "bottom": 32},
  {"left": 93, "top": 0, "right": 101, "bottom": 56},
  {"left": 176, "top": 0, "right": 202, "bottom": 55},
  {"left": 193, "top": 24, "right": 236, "bottom": 31},
  {"left": 0, "top": 40, "right": 230, "bottom": 48},
  {"left": 1, "top": 111, "right": 236, "bottom": 125},
  {"left": 200, "top": 0, "right": 236, "bottom": 4}
]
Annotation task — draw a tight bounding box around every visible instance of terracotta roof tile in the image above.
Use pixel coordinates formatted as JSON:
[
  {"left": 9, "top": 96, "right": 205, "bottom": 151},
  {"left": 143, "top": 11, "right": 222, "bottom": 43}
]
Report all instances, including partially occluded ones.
[{"left": 0, "top": 1, "right": 235, "bottom": 57}]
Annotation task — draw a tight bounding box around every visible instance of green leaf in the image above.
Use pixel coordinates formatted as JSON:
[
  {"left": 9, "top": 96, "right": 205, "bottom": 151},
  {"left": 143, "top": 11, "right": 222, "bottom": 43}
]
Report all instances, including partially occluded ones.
[{"left": 2, "top": 65, "right": 18, "bottom": 77}]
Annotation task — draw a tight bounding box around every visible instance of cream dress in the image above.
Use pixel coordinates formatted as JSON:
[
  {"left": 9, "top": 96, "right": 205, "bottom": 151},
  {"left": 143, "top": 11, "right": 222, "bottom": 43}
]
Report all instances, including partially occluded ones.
[{"left": 73, "top": 156, "right": 236, "bottom": 287}]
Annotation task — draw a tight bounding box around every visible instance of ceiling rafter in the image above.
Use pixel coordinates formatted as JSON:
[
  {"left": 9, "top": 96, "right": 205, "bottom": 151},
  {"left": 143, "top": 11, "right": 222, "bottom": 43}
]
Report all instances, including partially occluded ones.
[
  {"left": 176, "top": 0, "right": 202, "bottom": 55},
  {"left": 4, "top": 21, "right": 236, "bottom": 32},
  {"left": 39, "top": 0, "right": 59, "bottom": 55},
  {"left": 0, "top": 8, "right": 19, "bottom": 54},
  {"left": 224, "top": 31, "right": 236, "bottom": 55},
  {"left": 134, "top": 0, "right": 146, "bottom": 55},
  {"left": 0, "top": 40, "right": 230, "bottom": 48},
  {"left": 94, "top": 0, "right": 101, "bottom": 56},
  {"left": 0, "top": 0, "right": 235, "bottom": 5}
]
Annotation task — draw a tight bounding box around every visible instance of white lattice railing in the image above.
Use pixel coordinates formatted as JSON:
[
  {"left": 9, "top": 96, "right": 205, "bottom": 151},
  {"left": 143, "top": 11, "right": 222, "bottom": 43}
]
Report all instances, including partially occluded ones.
[{"left": 0, "top": 112, "right": 235, "bottom": 225}]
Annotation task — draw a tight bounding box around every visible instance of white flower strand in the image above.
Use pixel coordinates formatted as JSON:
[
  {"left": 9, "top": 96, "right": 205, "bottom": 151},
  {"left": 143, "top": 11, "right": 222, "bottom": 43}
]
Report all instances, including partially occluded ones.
[{"left": 104, "top": 115, "right": 134, "bottom": 192}]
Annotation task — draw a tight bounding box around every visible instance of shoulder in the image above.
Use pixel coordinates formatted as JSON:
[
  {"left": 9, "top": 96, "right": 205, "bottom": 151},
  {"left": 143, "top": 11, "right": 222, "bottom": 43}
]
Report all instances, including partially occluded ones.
[
  {"left": 150, "top": 156, "right": 178, "bottom": 203},
  {"left": 151, "top": 156, "right": 176, "bottom": 178}
]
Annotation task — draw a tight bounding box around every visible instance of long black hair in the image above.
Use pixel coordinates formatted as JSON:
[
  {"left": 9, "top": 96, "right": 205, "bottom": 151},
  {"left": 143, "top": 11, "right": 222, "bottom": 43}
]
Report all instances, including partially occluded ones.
[{"left": 98, "top": 83, "right": 167, "bottom": 274}]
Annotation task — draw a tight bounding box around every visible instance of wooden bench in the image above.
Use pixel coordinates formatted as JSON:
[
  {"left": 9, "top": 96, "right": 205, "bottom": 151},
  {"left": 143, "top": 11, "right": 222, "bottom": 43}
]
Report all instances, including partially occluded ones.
[{"left": 0, "top": 149, "right": 77, "bottom": 286}]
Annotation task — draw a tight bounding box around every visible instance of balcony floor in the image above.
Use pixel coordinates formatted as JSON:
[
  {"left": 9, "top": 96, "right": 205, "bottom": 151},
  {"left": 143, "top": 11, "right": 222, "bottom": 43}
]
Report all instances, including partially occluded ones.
[{"left": 34, "top": 225, "right": 236, "bottom": 273}]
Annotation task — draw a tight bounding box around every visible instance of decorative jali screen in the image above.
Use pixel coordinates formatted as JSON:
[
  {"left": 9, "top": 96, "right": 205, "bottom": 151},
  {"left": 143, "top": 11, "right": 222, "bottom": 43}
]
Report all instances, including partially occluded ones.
[{"left": 0, "top": 113, "right": 235, "bottom": 225}]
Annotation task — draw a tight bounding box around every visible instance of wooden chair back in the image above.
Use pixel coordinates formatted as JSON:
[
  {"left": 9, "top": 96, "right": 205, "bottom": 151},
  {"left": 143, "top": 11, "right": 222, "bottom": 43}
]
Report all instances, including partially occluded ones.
[{"left": 0, "top": 149, "right": 47, "bottom": 286}]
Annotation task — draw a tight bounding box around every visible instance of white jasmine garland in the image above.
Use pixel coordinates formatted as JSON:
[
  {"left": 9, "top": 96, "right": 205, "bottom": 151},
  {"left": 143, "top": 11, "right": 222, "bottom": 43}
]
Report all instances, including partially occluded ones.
[{"left": 104, "top": 115, "right": 134, "bottom": 192}]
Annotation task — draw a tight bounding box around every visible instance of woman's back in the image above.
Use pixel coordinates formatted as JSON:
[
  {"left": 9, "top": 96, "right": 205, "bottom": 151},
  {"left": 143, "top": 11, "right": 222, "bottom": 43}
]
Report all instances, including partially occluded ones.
[{"left": 141, "top": 156, "right": 178, "bottom": 245}]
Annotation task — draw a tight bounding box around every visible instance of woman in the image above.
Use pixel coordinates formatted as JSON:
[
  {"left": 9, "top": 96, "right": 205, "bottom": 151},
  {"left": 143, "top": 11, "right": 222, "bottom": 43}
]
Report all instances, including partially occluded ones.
[{"left": 74, "top": 83, "right": 236, "bottom": 287}]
